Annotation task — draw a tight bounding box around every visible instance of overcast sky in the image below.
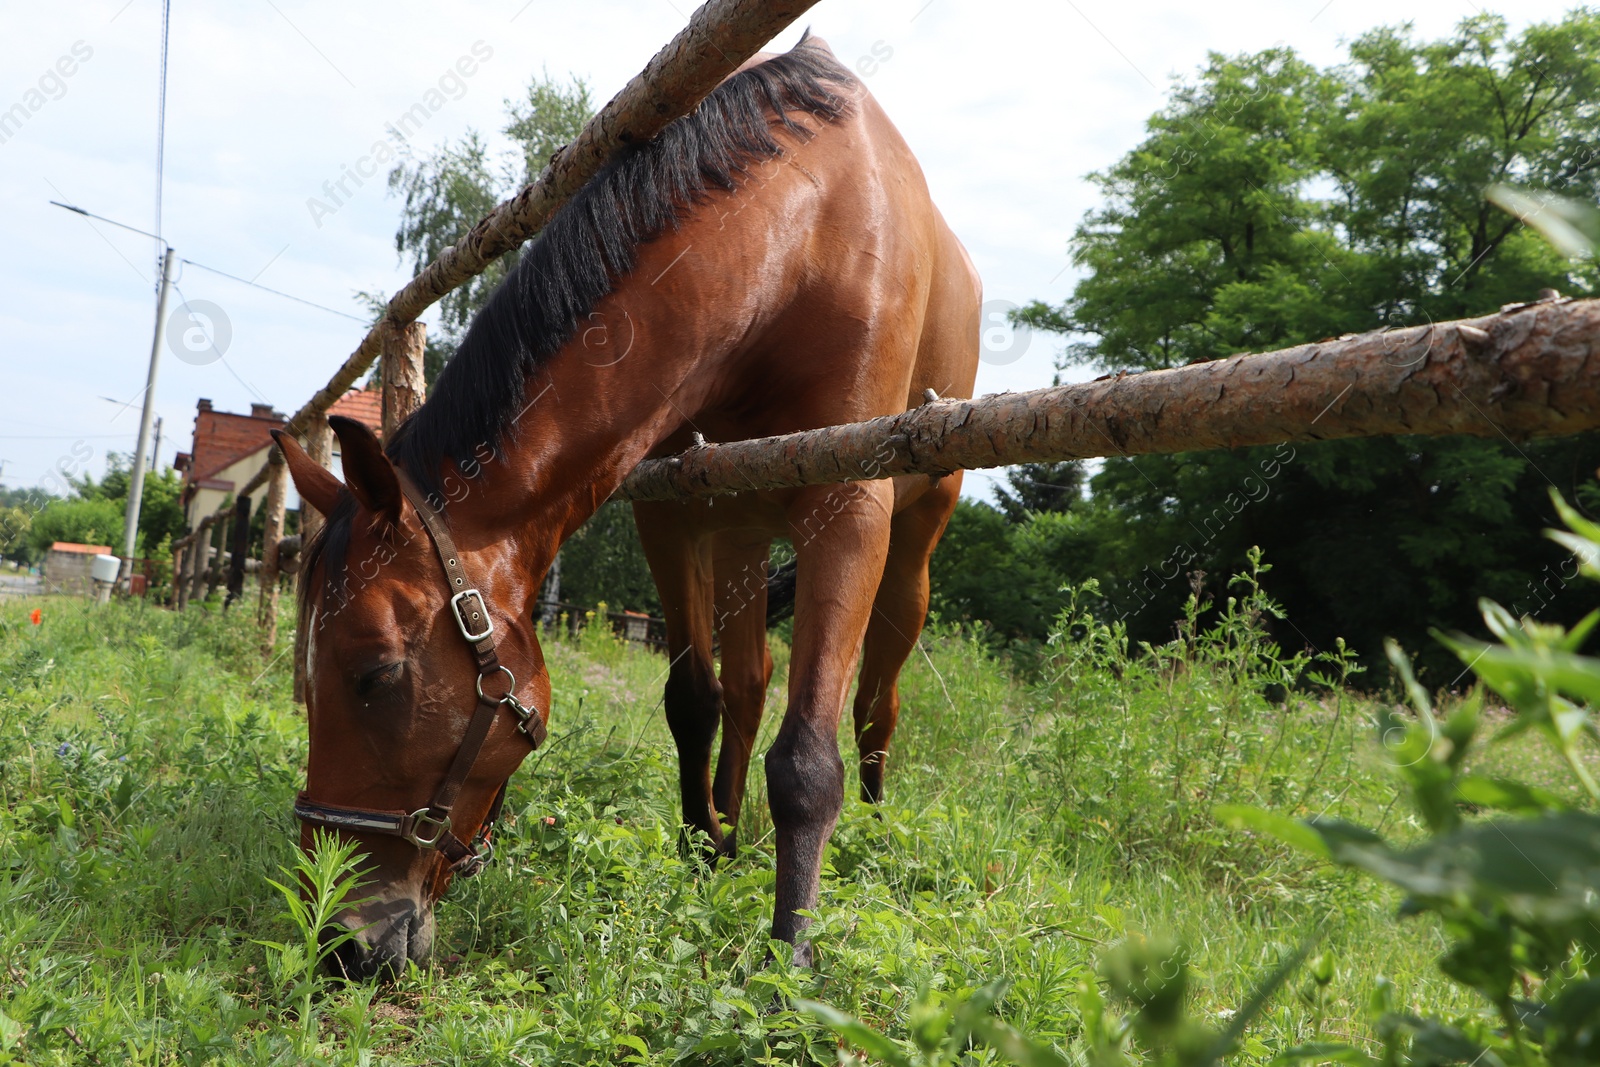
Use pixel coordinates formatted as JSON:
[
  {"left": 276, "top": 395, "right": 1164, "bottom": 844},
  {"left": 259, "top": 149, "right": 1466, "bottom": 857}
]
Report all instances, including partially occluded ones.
[{"left": 0, "top": 0, "right": 1579, "bottom": 501}]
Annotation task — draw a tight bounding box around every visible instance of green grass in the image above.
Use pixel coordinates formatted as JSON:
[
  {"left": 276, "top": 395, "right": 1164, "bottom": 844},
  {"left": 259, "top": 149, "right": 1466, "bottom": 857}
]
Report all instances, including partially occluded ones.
[{"left": 0, "top": 588, "right": 1572, "bottom": 1065}]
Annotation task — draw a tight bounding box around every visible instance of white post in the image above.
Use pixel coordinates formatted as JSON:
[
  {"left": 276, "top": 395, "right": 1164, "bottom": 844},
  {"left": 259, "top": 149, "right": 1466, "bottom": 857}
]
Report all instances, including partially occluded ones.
[{"left": 121, "top": 246, "right": 176, "bottom": 585}]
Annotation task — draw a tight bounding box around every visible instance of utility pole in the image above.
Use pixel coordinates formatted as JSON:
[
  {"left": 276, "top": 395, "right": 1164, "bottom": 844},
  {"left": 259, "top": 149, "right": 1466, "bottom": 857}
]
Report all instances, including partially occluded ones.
[
  {"left": 151, "top": 416, "right": 163, "bottom": 471},
  {"left": 122, "top": 246, "right": 175, "bottom": 583}
]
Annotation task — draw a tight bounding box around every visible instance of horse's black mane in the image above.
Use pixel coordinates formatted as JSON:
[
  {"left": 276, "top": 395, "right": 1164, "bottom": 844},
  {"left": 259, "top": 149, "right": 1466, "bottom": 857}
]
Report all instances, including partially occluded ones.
[
  {"left": 302, "top": 35, "right": 854, "bottom": 610},
  {"left": 391, "top": 34, "right": 855, "bottom": 493}
]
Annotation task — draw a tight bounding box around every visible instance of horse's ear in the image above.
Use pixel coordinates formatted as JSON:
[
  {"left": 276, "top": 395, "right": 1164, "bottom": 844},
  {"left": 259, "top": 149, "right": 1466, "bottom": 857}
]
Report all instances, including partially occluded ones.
[
  {"left": 327, "top": 415, "right": 400, "bottom": 523},
  {"left": 271, "top": 429, "right": 343, "bottom": 517}
]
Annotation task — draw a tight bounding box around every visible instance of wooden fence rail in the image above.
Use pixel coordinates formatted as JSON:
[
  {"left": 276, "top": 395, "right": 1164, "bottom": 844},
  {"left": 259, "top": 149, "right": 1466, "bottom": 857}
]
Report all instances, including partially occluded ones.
[{"left": 619, "top": 295, "right": 1600, "bottom": 501}]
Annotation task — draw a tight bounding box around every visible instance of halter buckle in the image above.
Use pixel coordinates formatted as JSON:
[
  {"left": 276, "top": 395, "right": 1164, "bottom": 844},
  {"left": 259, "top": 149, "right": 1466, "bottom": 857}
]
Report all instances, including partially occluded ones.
[
  {"left": 450, "top": 589, "right": 495, "bottom": 643},
  {"left": 405, "top": 808, "right": 452, "bottom": 850}
]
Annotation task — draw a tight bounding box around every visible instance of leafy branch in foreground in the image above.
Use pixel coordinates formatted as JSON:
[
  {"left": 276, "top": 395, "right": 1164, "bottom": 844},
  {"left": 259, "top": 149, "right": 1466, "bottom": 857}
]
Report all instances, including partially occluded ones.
[
  {"left": 798, "top": 980, "right": 1069, "bottom": 1067},
  {"left": 1223, "top": 490, "right": 1600, "bottom": 1066}
]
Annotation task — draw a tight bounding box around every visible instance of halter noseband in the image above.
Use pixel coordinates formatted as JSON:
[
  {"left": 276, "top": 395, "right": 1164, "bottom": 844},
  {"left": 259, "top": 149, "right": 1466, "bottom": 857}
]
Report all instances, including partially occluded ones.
[{"left": 292, "top": 471, "right": 547, "bottom": 879}]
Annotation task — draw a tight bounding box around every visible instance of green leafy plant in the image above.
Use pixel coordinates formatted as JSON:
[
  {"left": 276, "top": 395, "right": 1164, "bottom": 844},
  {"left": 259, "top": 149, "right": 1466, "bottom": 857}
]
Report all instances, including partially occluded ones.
[
  {"left": 1222, "top": 491, "right": 1600, "bottom": 1065},
  {"left": 254, "top": 828, "right": 376, "bottom": 1056},
  {"left": 799, "top": 980, "right": 1070, "bottom": 1067}
]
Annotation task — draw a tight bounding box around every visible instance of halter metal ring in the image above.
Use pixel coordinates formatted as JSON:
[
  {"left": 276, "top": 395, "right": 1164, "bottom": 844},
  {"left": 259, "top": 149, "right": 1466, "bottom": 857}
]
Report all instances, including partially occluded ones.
[
  {"left": 405, "top": 808, "right": 451, "bottom": 849},
  {"left": 475, "top": 664, "right": 517, "bottom": 704}
]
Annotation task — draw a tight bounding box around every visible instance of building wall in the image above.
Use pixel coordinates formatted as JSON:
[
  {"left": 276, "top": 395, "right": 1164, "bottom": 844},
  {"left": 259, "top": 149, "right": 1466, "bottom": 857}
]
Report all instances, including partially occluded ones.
[
  {"left": 184, "top": 448, "right": 306, "bottom": 528},
  {"left": 42, "top": 551, "right": 97, "bottom": 596}
]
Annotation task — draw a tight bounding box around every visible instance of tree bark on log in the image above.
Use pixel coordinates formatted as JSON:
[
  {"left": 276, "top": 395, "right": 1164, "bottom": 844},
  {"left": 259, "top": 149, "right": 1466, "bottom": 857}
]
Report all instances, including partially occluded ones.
[
  {"left": 204, "top": 519, "right": 225, "bottom": 601},
  {"left": 381, "top": 320, "right": 427, "bottom": 439},
  {"left": 257, "top": 450, "right": 289, "bottom": 653},
  {"left": 228, "top": 0, "right": 820, "bottom": 501},
  {"left": 619, "top": 297, "right": 1600, "bottom": 502}
]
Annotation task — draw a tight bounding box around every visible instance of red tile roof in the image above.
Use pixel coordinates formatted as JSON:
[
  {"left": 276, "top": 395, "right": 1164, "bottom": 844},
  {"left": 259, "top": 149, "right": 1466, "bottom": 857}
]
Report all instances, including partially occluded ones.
[
  {"left": 328, "top": 386, "right": 384, "bottom": 432},
  {"left": 186, "top": 400, "right": 284, "bottom": 485},
  {"left": 50, "top": 542, "right": 113, "bottom": 555},
  {"left": 180, "top": 388, "right": 386, "bottom": 501}
]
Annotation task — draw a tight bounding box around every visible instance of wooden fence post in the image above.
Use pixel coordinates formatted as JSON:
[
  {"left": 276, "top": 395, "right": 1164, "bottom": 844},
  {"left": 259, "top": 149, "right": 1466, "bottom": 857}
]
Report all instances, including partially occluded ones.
[
  {"left": 184, "top": 517, "right": 212, "bottom": 607},
  {"left": 169, "top": 540, "right": 186, "bottom": 609},
  {"left": 257, "top": 448, "right": 289, "bottom": 653},
  {"left": 382, "top": 320, "right": 427, "bottom": 439},
  {"left": 204, "top": 518, "right": 226, "bottom": 601},
  {"left": 224, "top": 494, "right": 252, "bottom": 609}
]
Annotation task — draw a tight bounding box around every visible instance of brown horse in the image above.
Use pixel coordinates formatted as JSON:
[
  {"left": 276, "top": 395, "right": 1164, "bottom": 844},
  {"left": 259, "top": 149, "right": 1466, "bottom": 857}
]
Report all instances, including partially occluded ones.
[{"left": 275, "top": 34, "right": 979, "bottom": 977}]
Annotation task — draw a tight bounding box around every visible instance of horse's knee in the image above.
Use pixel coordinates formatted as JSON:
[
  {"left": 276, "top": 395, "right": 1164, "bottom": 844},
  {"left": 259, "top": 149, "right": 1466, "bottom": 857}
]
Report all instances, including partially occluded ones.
[
  {"left": 764, "top": 724, "right": 844, "bottom": 832},
  {"left": 664, "top": 657, "right": 721, "bottom": 749}
]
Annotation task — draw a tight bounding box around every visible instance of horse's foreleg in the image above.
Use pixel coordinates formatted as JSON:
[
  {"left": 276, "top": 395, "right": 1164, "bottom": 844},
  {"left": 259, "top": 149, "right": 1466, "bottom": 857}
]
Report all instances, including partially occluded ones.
[
  {"left": 635, "top": 502, "right": 724, "bottom": 856},
  {"left": 768, "top": 480, "right": 893, "bottom": 964},
  {"left": 711, "top": 534, "right": 773, "bottom": 859}
]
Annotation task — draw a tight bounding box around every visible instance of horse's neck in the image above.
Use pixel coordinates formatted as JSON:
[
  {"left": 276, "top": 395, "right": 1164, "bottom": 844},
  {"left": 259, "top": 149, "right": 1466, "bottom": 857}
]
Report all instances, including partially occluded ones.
[{"left": 464, "top": 270, "right": 729, "bottom": 594}]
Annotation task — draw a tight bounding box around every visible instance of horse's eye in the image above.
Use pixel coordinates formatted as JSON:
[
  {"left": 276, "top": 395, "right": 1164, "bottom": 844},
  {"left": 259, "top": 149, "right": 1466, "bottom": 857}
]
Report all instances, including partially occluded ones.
[{"left": 355, "top": 662, "right": 403, "bottom": 696}]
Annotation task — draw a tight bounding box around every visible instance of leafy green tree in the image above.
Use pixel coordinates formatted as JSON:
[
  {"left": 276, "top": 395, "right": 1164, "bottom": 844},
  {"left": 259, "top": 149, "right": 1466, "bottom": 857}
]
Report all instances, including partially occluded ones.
[
  {"left": 557, "top": 500, "right": 661, "bottom": 615},
  {"left": 76, "top": 455, "right": 186, "bottom": 555},
  {"left": 388, "top": 73, "right": 593, "bottom": 369},
  {"left": 27, "top": 497, "right": 124, "bottom": 557},
  {"left": 929, "top": 499, "right": 1099, "bottom": 644},
  {"left": 992, "top": 461, "right": 1085, "bottom": 523},
  {"left": 1013, "top": 11, "right": 1600, "bottom": 678},
  {"left": 22, "top": 454, "right": 185, "bottom": 559}
]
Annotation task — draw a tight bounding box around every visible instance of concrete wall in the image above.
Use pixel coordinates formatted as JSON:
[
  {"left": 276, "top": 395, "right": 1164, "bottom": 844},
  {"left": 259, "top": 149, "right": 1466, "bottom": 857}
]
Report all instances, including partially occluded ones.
[{"left": 43, "top": 550, "right": 96, "bottom": 596}]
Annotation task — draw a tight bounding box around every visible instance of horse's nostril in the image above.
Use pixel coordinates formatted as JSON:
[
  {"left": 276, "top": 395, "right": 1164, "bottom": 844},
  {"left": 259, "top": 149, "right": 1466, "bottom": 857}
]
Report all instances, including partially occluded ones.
[{"left": 323, "top": 931, "right": 372, "bottom": 980}]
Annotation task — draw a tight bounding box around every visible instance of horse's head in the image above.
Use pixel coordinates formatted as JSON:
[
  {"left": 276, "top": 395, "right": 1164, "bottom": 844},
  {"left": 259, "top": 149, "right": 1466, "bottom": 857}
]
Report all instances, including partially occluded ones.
[{"left": 275, "top": 417, "right": 550, "bottom": 979}]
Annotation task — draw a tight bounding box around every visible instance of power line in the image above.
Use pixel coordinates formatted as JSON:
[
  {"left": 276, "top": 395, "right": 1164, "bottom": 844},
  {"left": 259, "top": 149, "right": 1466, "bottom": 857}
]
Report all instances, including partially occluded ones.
[
  {"left": 171, "top": 281, "right": 271, "bottom": 405},
  {"left": 180, "top": 258, "right": 367, "bottom": 322},
  {"left": 48, "top": 202, "right": 366, "bottom": 323},
  {"left": 49, "top": 201, "right": 162, "bottom": 242},
  {"left": 0, "top": 433, "right": 140, "bottom": 440}
]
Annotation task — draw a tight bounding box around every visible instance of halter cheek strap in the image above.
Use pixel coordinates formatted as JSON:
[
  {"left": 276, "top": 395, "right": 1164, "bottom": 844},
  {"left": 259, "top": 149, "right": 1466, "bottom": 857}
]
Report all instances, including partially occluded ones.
[{"left": 293, "top": 471, "right": 546, "bottom": 879}]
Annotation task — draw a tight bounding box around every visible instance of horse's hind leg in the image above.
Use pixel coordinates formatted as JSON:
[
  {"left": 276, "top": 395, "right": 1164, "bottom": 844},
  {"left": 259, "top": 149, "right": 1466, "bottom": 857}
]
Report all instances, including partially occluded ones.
[
  {"left": 710, "top": 533, "right": 774, "bottom": 858},
  {"left": 635, "top": 501, "right": 724, "bottom": 855},
  {"left": 852, "top": 473, "right": 962, "bottom": 803}
]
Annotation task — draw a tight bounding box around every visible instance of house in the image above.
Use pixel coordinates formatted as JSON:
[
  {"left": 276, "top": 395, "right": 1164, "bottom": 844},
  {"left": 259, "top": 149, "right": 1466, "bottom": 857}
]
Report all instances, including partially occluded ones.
[
  {"left": 174, "top": 400, "right": 284, "bottom": 529},
  {"left": 173, "top": 388, "right": 384, "bottom": 530},
  {"left": 43, "top": 541, "right": 112, "bottom": 596}
]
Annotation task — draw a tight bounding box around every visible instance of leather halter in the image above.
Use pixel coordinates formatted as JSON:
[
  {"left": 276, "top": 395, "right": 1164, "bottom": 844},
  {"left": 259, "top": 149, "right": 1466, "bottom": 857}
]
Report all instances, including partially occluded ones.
[{"left": 293, "top": 471, "right": 547, "bottom": 879}]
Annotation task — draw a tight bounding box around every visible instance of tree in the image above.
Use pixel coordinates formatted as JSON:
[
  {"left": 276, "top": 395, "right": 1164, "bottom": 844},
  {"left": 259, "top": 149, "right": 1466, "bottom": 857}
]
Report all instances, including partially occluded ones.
[
  {"left": 70, "top": 453, "right": 186, "bottom": 556},
  {"left": 0, "top": 488, "right": 52, "bottom": 566},
  {"left": 387, "top": 73, "right": 594, "bottom": 369},
  {"left": 27, "top": 497, "right": 124, "bottom": 557},
  {"left": 20, "top": 454, "right": 186, "bottom": 560},
  {"left": 1013, "top": 11, "right": 1600, "bottom": 679},
  {"left": 992, "top": 461, "right": 1084, "bottom": 523},
  {"left": 557, "top": 500, "right": 661, "bottom": 615}
]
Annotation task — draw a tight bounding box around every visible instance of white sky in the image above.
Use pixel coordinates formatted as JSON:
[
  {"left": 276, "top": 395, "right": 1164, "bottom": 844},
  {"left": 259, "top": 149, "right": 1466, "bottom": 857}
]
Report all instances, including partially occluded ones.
[{"left": 0, "top": 0, "right": 1577, "bottom": 502}]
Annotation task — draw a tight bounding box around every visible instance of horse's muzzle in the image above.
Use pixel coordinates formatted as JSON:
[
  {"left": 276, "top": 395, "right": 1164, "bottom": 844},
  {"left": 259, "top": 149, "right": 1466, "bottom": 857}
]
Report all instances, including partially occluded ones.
[{"left": 321, "top": 898, "right": 435, "bottom": 980}]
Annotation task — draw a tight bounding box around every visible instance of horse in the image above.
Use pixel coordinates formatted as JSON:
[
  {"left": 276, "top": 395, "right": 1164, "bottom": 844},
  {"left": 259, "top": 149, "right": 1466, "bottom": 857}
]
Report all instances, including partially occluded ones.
[{"left": 274, "top": 33, "right": 981, "bottom": 978}]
